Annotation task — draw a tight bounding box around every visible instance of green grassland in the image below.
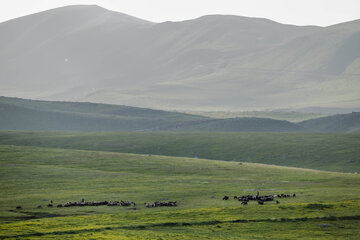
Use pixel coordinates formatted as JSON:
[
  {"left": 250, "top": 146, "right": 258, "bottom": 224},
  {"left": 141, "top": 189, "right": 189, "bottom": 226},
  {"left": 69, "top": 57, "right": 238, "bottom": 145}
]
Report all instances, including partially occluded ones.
[
  {"left": 0, "top": 145, "right": 360, "bottom": 239},
  {"left": 1, "top": 131, "right": 359, "bottom": 172},
  {"left": 182, "top": 111, "right": 328, "bottom": 123}
]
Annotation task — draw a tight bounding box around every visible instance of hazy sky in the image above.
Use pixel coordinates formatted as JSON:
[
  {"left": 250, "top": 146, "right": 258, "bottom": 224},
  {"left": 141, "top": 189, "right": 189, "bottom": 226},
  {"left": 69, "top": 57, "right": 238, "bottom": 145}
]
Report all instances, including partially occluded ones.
[{"left": 1, "top": 0, "right": 359, "bottom": 26}]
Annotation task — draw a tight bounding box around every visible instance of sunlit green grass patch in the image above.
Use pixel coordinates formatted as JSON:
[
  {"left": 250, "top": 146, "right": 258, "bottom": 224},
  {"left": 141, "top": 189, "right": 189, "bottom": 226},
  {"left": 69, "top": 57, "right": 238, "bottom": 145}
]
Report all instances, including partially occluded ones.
[{"left": 0, "top": 144, "right": 359, "bottom": 239}]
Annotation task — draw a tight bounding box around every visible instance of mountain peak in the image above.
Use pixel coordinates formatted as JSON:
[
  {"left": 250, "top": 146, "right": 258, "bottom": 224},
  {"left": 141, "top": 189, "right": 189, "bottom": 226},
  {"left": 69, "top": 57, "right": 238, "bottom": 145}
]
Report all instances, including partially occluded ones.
[
  {"left": 55, "top": 4, "right": 108, "bottom": 10},
  {"left": 0, "top": 4, "right": 153, "bottom": 26},
  {"left": 0, "top": 7, "right": 359, "bottom": 110},
  {"left": 55, "top": 4, "right": 154, "bottom": 25}
]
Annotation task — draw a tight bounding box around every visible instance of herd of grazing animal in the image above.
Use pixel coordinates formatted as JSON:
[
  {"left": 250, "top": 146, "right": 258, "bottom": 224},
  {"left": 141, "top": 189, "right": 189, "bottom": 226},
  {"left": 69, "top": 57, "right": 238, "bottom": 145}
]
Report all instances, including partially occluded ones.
[
  {"left": 16, "top": 199, "right": 176, "bottom": 210},
  {"left": 15, "top": 192, "right": 296, "bottom": 210},
  {"left": 223, "top": 192, "right": 296, "bottom": 205},
  {"left": 47, "top": 200, "right": 137, "bottom": 208}
]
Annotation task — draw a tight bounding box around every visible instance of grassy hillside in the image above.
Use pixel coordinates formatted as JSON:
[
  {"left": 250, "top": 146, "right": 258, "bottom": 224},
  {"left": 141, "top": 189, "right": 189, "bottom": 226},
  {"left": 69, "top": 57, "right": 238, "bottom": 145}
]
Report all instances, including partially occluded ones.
[
  {"left": 182, "top": 111, "right": 328, "bottom": 122},
  {"left": 2, "top": 96, "right": 359, "bottom": 133},
  {"left": 162, "top": 117, "right": 306, "bottom": 132},
  {"left": 299, "top": 112, "right": 360, "bottom": 133},
  {"left": 1, "top": 131, "right": 359, "bottom": 172},
  {"left": 0, "top": 145, "right": 359, "bottom": 239},
  {"left": 0, "top": 96, "right": 315, "bottom": 132},
  {"left": 0, "top": 96, "right": 207, "bottom": 131}
]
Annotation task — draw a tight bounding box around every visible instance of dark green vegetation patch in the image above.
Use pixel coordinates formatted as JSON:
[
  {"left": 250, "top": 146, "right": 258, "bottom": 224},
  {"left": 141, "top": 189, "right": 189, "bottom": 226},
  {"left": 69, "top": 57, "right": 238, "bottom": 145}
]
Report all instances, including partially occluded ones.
[
  {"left": 305, "top": 203, "right": 333, "bottom": 210},
  {"left": 1, "top": 131, "right": 359, "bottom": 172},
  {"left": 0, "top": 96, "right": 207, "bottom": 131}
]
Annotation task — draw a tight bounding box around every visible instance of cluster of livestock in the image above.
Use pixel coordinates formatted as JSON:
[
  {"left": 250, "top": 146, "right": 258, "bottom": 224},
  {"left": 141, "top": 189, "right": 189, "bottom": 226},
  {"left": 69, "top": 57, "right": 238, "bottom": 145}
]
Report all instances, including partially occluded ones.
[
  {"left": 222, "top": 192, "right": 296, "bottom": 205},
  {"left": 144, "top": 201, "right": 177, "bottom": 208},
  {"left": 15, "top": 193, "right": 296, "bottom": 210},
  {"left": 51, "top": 200, "right": 137, "bottom": 208},
  {"left": 16, "top": 199, "right": 177, "bottom": 210}
]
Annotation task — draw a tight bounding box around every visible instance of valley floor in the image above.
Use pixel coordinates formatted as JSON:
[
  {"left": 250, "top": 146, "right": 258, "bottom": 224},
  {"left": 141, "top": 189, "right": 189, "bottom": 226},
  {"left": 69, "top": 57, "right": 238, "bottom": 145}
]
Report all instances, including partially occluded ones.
[{"left": 0, "top": 145, "right": 359, "bottom": 239}]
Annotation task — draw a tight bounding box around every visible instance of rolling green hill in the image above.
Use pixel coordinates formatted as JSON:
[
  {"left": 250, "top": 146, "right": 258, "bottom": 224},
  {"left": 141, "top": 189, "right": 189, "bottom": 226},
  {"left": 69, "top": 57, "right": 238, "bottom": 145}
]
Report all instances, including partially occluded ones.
[
  {"left": 182, "top": 111, "right": 328, "bottom": 122},
  {"left": 0, "top": 145, "right": 359, "bottom": 239},
  {"left": 0, "top": 96, "right": 317, "bottom": 132},
  {"left": 299, "top": 112, "right": 360, "bottom": 133},
  {"left": 1, "top": 131, "right": 359, "bottom": 172},
  {"left": 161, "top": 117, "right": 306, "bottom": 132},
  {"left": 0, "top": 96, "right": 207, "bottom": 131}
]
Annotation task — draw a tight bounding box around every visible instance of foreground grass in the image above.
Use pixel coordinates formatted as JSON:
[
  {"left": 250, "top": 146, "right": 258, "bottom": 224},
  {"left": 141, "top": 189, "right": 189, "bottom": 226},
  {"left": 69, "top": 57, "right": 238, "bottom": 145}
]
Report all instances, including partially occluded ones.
[
  {"left": 1, "top": 203, "right": 360, "bottom": 239},
  {"left": 0, "top": 145, "right": 360, "bottom": 239},
  {"left": 0, "top": 131, "right": 359, "bottom": 172}
]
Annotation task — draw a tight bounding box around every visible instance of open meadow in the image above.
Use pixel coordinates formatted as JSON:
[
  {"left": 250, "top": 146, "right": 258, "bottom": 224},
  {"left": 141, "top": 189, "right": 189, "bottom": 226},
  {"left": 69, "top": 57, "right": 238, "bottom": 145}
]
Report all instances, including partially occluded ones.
[
  {"left": 1, "top": 131, "right": 359, "bottom": 172},
  {"left": 1, "top": 144, "right": 360, "bottom": 239}
]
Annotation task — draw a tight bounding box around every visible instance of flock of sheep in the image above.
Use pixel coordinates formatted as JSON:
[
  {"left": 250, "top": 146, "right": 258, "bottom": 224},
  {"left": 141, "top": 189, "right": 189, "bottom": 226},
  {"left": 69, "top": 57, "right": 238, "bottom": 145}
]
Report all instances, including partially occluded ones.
[
  {"left": 15, "top": 199, "right": 176, "bottom": 210},
  {"left": 15, "top": 192, "right": 296, "bottom": 210},
  {"left": 222, "top": 192, "right": 296, "bottom": 205},
  {"left": 50, "top": 199, "right": 137, "bottom": 208}
]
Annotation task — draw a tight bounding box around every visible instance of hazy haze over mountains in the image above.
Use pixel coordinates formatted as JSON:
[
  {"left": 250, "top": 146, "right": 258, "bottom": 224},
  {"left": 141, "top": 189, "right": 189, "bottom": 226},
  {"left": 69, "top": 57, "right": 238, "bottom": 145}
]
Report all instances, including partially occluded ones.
[{"left": 1, "top": 5, "right": 359, "bottom": 111}]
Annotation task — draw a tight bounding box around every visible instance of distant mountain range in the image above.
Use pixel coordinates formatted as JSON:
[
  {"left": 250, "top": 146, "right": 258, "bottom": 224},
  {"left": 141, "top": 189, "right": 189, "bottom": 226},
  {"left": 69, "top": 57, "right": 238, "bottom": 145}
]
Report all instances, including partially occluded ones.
[
  {"left": 0, "top": 96, "right": 359, "bottom": 132},
  {"left": 0, "top": 5, "right": 359, "bottom": 111}
]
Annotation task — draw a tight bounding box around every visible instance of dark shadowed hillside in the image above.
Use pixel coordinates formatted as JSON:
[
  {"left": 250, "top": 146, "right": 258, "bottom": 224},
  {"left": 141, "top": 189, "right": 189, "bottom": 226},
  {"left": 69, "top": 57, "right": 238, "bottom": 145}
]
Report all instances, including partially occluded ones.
[
  {"left": 0, "top": 96, "right": 207, "bottom": 131},
  {"left": 2, "top": 97, "right": 359, "bottom": 133},
  {"left": 0, "top": 97, "right": 314, "bottom": 132},
  {"left": 0, "top": 5, "right": 359, "bottom": 110},
  {"left": 0, "top": 96, "right": 309, "bottom": 132},
  {"left": 299, "top": 112, "right": 360, "bottom": 133}
]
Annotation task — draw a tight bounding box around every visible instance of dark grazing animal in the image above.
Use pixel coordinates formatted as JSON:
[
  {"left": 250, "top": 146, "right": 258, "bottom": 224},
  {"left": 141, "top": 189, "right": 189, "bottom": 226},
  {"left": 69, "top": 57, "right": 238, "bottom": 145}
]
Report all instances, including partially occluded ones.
[
  {"left": 222, "top": 196, "right": 229, "bottom": 200},
  {"left": 120, "top": 200, "right": 136, "bottom": 206},
  {"left": 276, "top": 193, "right": 294, "bottom": 198},
  {"left": 16, "top": 206, "right": 22, "bottom": 209},
  {"left": 107, "top": 201, "right": 120, "bottom": 206},
  {"left": 145, "top": 202, "right": 155, "bottom": 208},
  {"left": 145, "top": 201, "right": 177, "bottom": 207}
]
